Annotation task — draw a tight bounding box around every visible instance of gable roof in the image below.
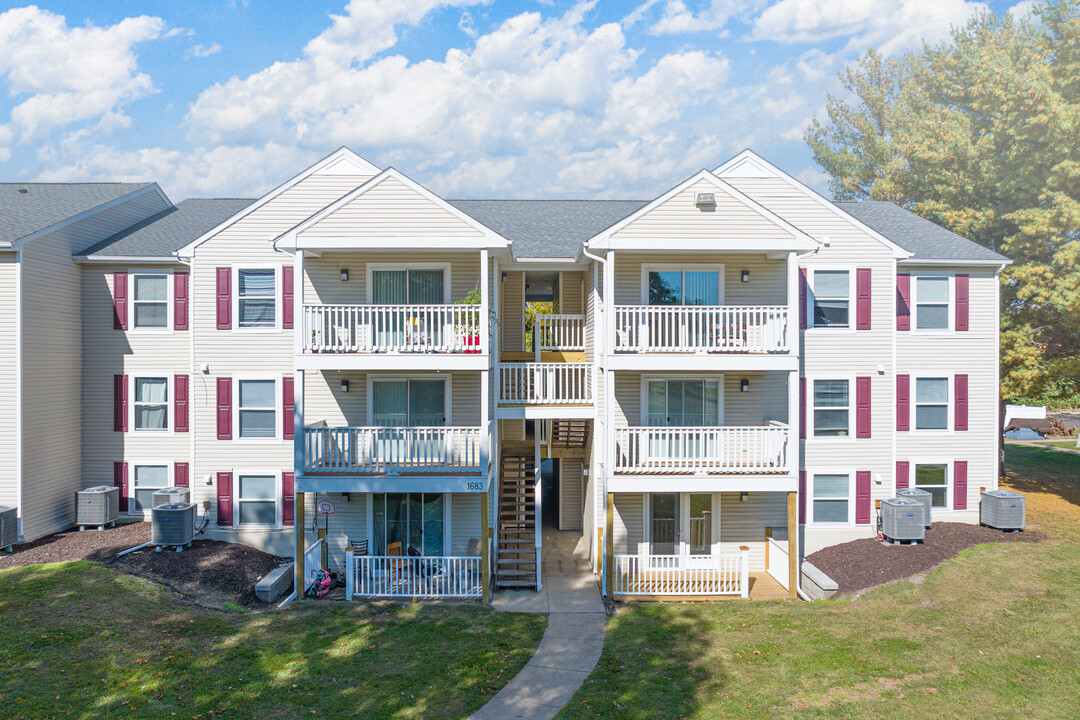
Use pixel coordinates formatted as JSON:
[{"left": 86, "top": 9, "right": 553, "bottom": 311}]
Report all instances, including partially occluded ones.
[
  {"left": 79, "top": 198, "right": 256, "bottom": 259},
  {"left": 835, "top": 201, "right": 1010, "bottom": 264},
  {"left": 447, "top": 199, "right": 648, "bottom": 258},
  {"left": 0, "top": 182, "right": 155, "bottom": 248}
]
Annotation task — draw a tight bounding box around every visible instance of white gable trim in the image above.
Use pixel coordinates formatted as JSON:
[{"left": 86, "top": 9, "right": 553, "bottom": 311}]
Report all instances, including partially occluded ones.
[
  {"left": 714, "top": 149, "right": 912, "bottom": 260},
  {"left": 6, "top": 184, "right": 171, "bottom": 251},
  {"left": 586, "top": 169, "right": 817, "bottom": 251},
  {"left": 274, "top": 166, "right": 508, "bottom": 250},
  {"left": 174, "top": 147, "right": 379, "bottom": 258}
]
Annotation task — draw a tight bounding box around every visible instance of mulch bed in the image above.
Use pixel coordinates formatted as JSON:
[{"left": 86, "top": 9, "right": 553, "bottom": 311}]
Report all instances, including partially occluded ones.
[
  {"left": 0, "top": 521, "right": 284, "bottom": 609},
  {"left": 807, "top": 522, "right": 1042, "bottom": 596}
]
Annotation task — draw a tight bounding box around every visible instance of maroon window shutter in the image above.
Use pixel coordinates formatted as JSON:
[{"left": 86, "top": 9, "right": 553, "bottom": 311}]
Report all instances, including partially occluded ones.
[
  {"left": 856, "top": 268, "right": 872, "bottom": 330},
  {"left": 799, "top": 377, "right": 806, "bottom": 439},
  {"left": 855, "top": 471, "right": 872, "bottom": 524},
  {"left": 955, "top": 374, "right": 969, "bottom": 431},
  {"left": 216, "top": 472, "right": 233, "bottom": 526},
  {"left": 174, "top": 374, "right": 189, "bottom": 433},
  {"left": 953, "top": 461, "right": 968, "bottom": 510},
  {"left": 282, "top": 472, "right": 295, "bottom": 526},
  {"left": 855, "top": 376, "right": 871, "bottom": 439},
  {"left": 955, "top": 274, "right": 969, "bottom": 331},
  {"left": 896, "top": 374, "right": 910, "bottom": 431},
  {"left": 282, "top": 267, "right": 294, "bottom": 330},
  {"left": 174, "top": 273, "right": 189, "bottom": 330},
  {"left": 174, "top": 462, "right": 189, "bottom": 488},
  {"left": 798, "top": 470, "right": 807, "bottom": 523},
  {"left": 114, "top": 374, "right": 128, "bottom": 432},
  {"left": 113, "top": 272, "right": 128, "bottom": 330},
  {"left": 896, "top": 460, "right": 910, "bottom": 490},
  {"left": 282, "top": 376, "right": 294, "bottom": 440},
  {"left": 114, "top": 461, "right": 128, "bottom": 512},
  {"left": 896, "top": 273, "right": 911, "bottom": 331},
  {"left": 216, "top": 377, "right": 232, "bottom": 440},
  {"left": 798, "top": 268, "right": 808, "bottom": 329},
  {"left": 216, "top": 267, "right": 231, "bottom": 330}
]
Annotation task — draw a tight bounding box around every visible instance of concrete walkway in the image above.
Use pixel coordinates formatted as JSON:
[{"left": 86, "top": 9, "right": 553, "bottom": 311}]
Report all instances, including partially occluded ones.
[{"left": 470, "top": 529, "right": 606, "bottom": 720}]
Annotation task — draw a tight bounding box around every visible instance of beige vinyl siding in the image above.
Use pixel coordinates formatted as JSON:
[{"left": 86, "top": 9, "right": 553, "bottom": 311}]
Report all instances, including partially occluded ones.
[
  {"left": 303, "top": 250, "right": 484, "bottom": 305},
  {"left": 612, "top": 252, "right": 787, "bottom": 306},
  {"left": 450, "top": 492, "right": 482, "bottom": 555},
  {"left": 718, "top": 492, "right": 787, "bottom": 570},
  {"left": 298, "top": 175, "right": 483, "bottom": 238},
  {"left": 560, "top": 271, "right": 584, "bottom": 314},
  {"left": 0, "top": 255, "right": 17, "bottom": 509},
  {"left": 611, "top": 180, "right": 796, "bottom": 241},
  {"left": 896, "top": 266, "right": 999, "bottom": 514},
  {"left": 612, "top": 493, "right": 643, "bottom": 554},
  {"left": 193, "top": 174, "right": 367, "bottom": 530},
  {"left": 559, "top": 458, "right": 583, "bottom": 531},
  {"left": 612, "top": 371, "right": 788, "bottom": 427},
  {"left": 501, "top": 271, "right": 524, "bottom": 352},
  {"left": 302, "top": 371, "right": 480, "bottom": 426},
  {"left": 80, "top": 266, "right": 192, "bottom": 501},
  {"left": 308, "top": 493, "right": 366, "bottom": 570},
  {"left": 500, "top": 418, "right": 526, "bottom": 444}
]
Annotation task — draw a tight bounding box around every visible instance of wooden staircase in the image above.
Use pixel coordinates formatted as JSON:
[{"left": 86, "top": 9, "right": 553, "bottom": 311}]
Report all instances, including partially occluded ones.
[
  {"left": 495, "top": 451, "right": 538, "bottom": 589},
  {"left": 550, "top": 419, "right": 588, "bottom": 450}
]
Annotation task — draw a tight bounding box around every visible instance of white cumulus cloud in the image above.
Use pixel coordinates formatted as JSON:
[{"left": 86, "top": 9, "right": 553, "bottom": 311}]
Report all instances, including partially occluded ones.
[{"left": 186, "top": 43, "right": 222, "bottom": 59}]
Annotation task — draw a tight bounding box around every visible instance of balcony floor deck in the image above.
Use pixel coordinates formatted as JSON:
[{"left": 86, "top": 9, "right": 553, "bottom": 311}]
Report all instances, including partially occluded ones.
[{"left": 615, "top": 571, "right": 788, "bottom": 601}]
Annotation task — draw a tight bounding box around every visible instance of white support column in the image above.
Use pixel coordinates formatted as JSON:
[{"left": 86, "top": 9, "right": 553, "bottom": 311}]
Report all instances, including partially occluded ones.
[
  {"left": 294, "top": 251, "right": 305, "bottom": 356},
  {"left": 480, "top": 368, "right": 490, "bottom": 491},
  {"left": 786, "top": 250, "right": 798, "bottom": 352},
  {"left": 604, "top": 251, "right": 615, "bottom": 356},
  {"left": 788, "top": 369, "right": 799, "bottom": 476},
  {"left": 344, "top": 546, "right": 355, "bottom": 599},
  {"left": 739, "top": 545, "right": 750, "bottom": 598},
  {"left": 534, "top": 432, "right": 542, "bottom": 591},
  {"left": 480, "top": 248, "right": 490, "bottom": 357},
  {"left": 494, "top": 257, "right": 501, "bottom": 355}
]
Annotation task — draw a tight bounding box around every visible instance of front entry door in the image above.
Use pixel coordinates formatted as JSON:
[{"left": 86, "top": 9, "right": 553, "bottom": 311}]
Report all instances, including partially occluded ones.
[{"left": 650, "top": 493, "right": 679, "bottom": 555}]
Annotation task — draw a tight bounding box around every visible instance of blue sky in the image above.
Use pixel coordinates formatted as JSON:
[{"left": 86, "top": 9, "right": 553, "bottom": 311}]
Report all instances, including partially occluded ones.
[{"left": 0, "top": 0, "right": 1030, "bottom": 201}]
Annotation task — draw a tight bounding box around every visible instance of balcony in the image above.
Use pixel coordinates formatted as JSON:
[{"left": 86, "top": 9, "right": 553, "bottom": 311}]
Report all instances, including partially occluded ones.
[
  {"left": 613, "top": 423, "right": 790, "bottom": 474},
  {"left": 613, "top": 305, "right": 789, "bottom": 354},
  {"left": 611, "top": 550, "right": 749, "bottom": 598},
  {"left": 498, "top": 362, "right": 593, "bottom": 405},
  {"left": 302, "top": 426, "right": 482, "bottom": 474},
  {"left": 303, "top": 304, "right": 482, "bottom": 354}
]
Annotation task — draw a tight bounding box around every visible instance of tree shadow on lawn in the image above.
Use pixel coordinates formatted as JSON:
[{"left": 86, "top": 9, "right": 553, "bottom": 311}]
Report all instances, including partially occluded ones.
[
  {"left": 0, "top": 562, "right": 545, "bottom": 720},
  {"left": 1004, "top": 445, "right": 1080, "bottom": 528}
]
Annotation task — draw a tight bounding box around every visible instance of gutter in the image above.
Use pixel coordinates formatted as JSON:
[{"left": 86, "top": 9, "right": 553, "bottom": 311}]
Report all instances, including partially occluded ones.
[
  {"left": 897, "top": 258, "right": 1012, "bottom": 267},
  {"left": 74, "top": 255, "right": 186, "bottom": 265}
]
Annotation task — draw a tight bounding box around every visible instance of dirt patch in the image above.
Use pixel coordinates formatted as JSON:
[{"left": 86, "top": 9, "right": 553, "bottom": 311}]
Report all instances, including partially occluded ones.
[
  {"left": 0, "top": 522, "right": 285, "bottom": 610},
  {"left": 807, "top": 522, "right": 1041, "bottom": 596},
  {"left": 791, "top": 675, "right": 921, "bottom": 709}
]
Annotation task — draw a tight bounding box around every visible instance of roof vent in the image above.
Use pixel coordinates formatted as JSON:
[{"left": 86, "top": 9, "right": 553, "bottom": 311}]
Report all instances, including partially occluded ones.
[
  {"left": 695, "top": 192, "right": 715, "bottom": 207},
  {"left": 17, "top": 188, "right": 27, "bottom": 194}
]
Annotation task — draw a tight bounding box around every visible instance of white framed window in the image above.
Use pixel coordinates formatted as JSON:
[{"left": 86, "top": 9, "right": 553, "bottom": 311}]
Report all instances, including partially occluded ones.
[
  {"left": 914, "top": 376, "right": 951, "bottom": 431},
  {"left": 232, "top": 264, "right": 281, "bottom": 331},
  {"left": 808, "top": 376, "right": 853, "bottom": 439},
  {"left": 911, "top": 274, "right": 952, "bottom": 332},
  {"left": 131, "top": 376, "right": 171, "bottom": 433},
  {"left": 130, "top": 462, "right": 172, "bottom": 515},
  {"left": 641, "top": 264, "right": 725, "bottom": 306},
  {"left": 234, "top": 470, "right": 281, "bottom": 528},
  {"left": 366, "top": 263, "right": 451, "bottom": 304},
  {"left": 233, "top": 376, "right": 280, "bottom": 442},
  {"left": 367, "top": 375, "right": 451, "bottom": 426},
  {"left": 641, "top": 375, "right": 724, "bottom": 427},
  {"left": 808, "top": 268, "right": 853, "bottom": 330},
  {"left": 129, "top": 271, "right": 173, "bottom": 332},
  {"left": 913, "top": 461, "right": 950, "bottom": 508},
  {"left": 809, "top": 470, "right": 853, "bottom": 524}
]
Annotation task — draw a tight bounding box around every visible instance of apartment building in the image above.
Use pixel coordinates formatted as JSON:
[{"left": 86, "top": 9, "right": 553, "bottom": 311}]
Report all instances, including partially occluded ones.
[{"left": 0, "top": 148, "right": 1008, "bottom": 602}]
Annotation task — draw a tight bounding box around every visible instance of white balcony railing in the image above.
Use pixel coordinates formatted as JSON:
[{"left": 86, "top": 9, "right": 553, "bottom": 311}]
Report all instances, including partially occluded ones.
[
  {"left": 304, "top": 304, "right": 482, "bottom": 354},
  {"left": 344, "top": 552, "right": 482, "bottom": 598},
  {"left": 498, "top": 362, "right": 593, "bottom": 405},
  {"left": 613, "top": 305, "right": 789, "bottom": 353},
  {"left": 302, "top": 537, "right": 326, "bottom": 593},
  {"left": 536, "top": 314, "right": 586, "bottom": 352},
  {"left": 614, "top": 423, "right": 790, "bottom": 474},
  {"left": 302, "top": 426, "right": 482, "bottom": 474},
  {"left": 612, "top": 550, "right": 749, "bottom": 597}
]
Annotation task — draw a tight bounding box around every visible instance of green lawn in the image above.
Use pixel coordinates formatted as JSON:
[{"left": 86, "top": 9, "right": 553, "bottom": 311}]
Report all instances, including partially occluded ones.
[
  {"left": 0, "top": 562, "right": 545, "bottom": 720},
  {"left": 559, "top": 447, "right": 1080, "bottom": 720},
  {"left": 1035, "top": 439, "right": 1080, "bottom": 449}
]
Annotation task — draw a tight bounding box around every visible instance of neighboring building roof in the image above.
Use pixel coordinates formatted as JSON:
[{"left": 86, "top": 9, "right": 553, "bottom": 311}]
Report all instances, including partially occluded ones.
[
  {"left": 81, "top": 198, "right": 256, "bottom": 258},
  {"left": 835, "top": 201, "right": 1010, "bottom": 263},
  {"left": 0, "top": 182, "right": 153, "bottom": 246},
  {"left": 1004, "top": 418, "right": 1053, "bottom": 434},
  {"left": 447, "top": 199, "right": 648, "bottom": 258}
]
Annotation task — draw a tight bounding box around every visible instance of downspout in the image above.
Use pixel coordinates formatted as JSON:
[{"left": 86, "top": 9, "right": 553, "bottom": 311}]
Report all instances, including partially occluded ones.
[{"left": 581, "top": 246, "right": 607, "bottom": 584}]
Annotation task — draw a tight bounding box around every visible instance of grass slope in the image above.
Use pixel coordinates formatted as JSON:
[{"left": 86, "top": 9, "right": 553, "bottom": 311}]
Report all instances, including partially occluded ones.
[
  {"left": 559, "top": 447, "right": 1080, "bottom": 720},
  {"left": 0, "top": 563, "right": 545, "bottom": 720}
]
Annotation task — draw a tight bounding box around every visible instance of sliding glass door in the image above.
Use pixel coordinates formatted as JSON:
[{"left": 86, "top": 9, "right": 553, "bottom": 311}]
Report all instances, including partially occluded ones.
[
  {"left": 372, "top": 379, "right": 447, "bottom": 464},
  {"left": 372, "top": 268, "right": 446, "bottom": 347},
  {"left": 647, "top": 492, "right": 718, "bottom": 564},
  {"left": 646, "top": 378, "right": 721, "bottom": 460},
  {"left": 372, "top": 493, "right": 445, "bottom": 556}
]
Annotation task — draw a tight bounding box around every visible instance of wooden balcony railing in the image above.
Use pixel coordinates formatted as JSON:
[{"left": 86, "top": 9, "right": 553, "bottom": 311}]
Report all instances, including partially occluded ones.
[
  {"left": 303, "top": 304, "right": 482, "bottom": 354},
  {"left": 613, "top": 305, "right": 789, "bottom": 353},
  {"left": 302, "top": 426, "right": 482, "bottom": 474},
  {"left": 536, "top": 313, "right": 586, "bottom": 351},
  {"left": 613, "top": 423, "right": 790, "bottom": 474},
  {"left": 497, "top": 362, "right": 593, "bottom": 405}
]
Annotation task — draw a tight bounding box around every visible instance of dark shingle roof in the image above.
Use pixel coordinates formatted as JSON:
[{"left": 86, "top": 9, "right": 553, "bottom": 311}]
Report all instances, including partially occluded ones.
[
  {"left": 81, "top": 198, "right": 256, "bottom": 257},
  {"left": 0, "top": 182, "right": 153, "bottom": 246},
  {"left": 448, "top": 199, "right": 648, "bottom": 258},
  {"left": 835, "top": 201, "right": 1009, "bottom": 263}
]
